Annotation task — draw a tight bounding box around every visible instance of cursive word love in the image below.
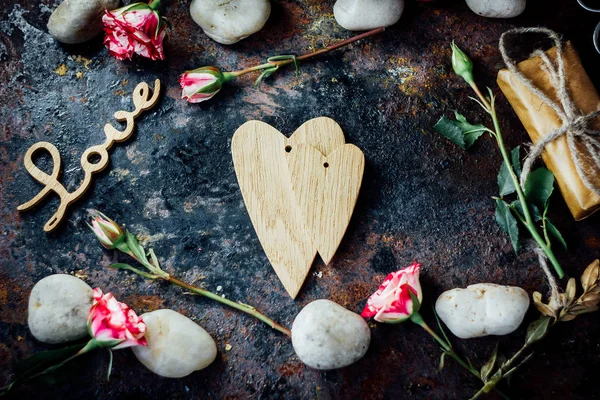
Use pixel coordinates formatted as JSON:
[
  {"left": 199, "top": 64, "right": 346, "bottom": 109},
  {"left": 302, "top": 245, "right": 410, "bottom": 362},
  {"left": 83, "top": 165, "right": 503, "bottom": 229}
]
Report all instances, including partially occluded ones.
[{"left": 17, "top": 80, "right": 161, "bottom": 232}]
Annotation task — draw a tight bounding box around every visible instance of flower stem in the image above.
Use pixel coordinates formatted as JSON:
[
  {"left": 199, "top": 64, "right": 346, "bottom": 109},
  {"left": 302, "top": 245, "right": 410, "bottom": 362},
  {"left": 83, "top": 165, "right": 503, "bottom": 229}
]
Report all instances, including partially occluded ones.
[
  {"left": 123, "top": 249, "right": 292, "bottom": 337},
  {"left": 410, "top": 313, "right": 478, "bottom": 376},
  {"left": 410, "top": 313, "right": 511, "bottom": 400},
  {"left": 162, "top": 274, "right": 292, "bottom": 337},
  {"left": 470, "top": 82, "right": 564, "bottom": 278},
  {"left": 3, "top": 339, "right": 99, "bottom": 393},
  {"left": 469, "top": 344, "right": 535, "bottom": 399},
  {"left": 229, "top": 27, "right": 385, "bottom": 77}
]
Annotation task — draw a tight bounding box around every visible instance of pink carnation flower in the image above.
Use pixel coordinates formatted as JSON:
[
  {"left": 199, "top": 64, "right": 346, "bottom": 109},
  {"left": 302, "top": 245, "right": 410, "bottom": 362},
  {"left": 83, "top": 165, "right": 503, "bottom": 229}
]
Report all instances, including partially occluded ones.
[
  {"left": 361, "top": 263, "right": 423, "bottom": 323},
  {"left": 102, "top": 1, "right": 166, "bottom": 61},
  {"left": 88, "top": 288, "right": 147, "bottom": 349}
]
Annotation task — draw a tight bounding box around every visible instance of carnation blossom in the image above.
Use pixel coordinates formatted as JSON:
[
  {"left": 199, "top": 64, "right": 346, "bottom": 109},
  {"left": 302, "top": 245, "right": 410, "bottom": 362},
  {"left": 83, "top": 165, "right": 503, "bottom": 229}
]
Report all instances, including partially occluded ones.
[
  {"left": 88, "top": 288, "right": 147, "bottom": 349},
  {"left": 102, "top": 1, "right": 166, "bottom": 61},
  {"left": 361, "top": 263, "right": 423, "bottom": 323}
]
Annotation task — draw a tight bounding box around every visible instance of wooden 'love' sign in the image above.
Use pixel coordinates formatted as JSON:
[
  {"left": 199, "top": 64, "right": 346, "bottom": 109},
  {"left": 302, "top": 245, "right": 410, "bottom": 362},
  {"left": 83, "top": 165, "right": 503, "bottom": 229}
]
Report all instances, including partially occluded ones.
[
  {"left": 18, "top": 80, "right": 161, "bottom": 232},
  {"left": 232, "top": 117, "right": 364, "bottom": 298}
]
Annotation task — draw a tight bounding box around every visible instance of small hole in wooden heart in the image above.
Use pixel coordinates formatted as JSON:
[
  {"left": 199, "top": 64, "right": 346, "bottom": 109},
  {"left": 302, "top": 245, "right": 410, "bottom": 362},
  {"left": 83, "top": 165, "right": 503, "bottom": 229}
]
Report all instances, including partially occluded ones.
[
  {"left": 323, "top": 162, "right": 329, "bottom": 168},
  {"left": 285, "top": 145, "right": 292, "bottom": 153},
  {"left": 87, "top": 152, "right": 102, "bottom": 164}
]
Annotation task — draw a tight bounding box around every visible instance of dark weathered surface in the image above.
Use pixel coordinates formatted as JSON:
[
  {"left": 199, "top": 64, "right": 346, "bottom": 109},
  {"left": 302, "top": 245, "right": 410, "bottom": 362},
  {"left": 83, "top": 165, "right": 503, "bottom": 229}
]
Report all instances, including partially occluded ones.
[{"left": 1, "top": 0, "right": 599, "bottom": 399}]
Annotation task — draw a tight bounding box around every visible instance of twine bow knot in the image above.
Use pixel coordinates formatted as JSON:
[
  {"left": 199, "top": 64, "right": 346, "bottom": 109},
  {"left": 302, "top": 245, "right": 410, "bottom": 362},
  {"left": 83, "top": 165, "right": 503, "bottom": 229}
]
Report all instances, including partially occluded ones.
[{"left": 499, "top": 27, "right": 600, "bottom": 194}]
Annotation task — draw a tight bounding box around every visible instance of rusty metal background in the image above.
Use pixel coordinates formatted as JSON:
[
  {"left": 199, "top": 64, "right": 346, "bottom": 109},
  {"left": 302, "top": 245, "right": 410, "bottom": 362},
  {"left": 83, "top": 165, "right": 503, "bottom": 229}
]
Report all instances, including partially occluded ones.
[{"left": 1, "top": 0, "right": 599, "bottom": 399}]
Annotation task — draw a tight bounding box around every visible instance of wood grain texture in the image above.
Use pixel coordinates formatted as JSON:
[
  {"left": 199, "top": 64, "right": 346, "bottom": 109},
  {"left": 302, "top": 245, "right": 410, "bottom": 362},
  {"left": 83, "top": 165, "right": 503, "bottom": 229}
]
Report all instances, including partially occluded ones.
[
  {"left": 287, "top": 143, "right": 364, "bottom": 265},
  {"left": 231, "top": 117, "right": 346, "bottom": 298},
  {"left": 17, "top": 80, "right": 161, "bottom": 232}
]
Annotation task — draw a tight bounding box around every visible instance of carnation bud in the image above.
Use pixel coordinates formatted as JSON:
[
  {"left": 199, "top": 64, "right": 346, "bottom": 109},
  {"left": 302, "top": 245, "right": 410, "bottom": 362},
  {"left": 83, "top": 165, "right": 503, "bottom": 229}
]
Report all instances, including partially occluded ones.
[
  {"left": 179, "top": 67, "right": 235, "bottom": 103},
  {"left": 87, "top": 210, "right": 125, "bottom": 250},
  {"left": 451, "top": 41, "right": 474, "bottom": 85}
]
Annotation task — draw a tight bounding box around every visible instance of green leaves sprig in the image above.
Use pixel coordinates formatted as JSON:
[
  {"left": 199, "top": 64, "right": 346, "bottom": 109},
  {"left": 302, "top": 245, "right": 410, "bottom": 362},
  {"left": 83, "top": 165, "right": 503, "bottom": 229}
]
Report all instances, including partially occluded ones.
[
  {"left": 434, "top": 110, "right": 488, "bottom": 150},
  {"left": 493, "top": 151, "right": 566, "bottom": 254},
  {"left": 471, "top": 259, "right": 600, "bottom": 399},
  {"left": 434, "top": 43, "right": 565, "bottom": 278}
]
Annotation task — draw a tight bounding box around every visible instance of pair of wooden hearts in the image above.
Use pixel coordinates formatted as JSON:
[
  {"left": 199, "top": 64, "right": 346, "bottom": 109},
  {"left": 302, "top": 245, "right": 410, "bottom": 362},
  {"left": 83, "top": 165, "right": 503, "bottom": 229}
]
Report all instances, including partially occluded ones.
[{"left": 232, "top": 117, "right": 365, "bottom": 298}]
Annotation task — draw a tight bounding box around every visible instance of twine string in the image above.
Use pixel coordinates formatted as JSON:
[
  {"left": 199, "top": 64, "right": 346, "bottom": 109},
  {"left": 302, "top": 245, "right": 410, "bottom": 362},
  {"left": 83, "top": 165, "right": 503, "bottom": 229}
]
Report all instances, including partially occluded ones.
[{"left": 498, "top": 27, "right": 600, "bottom": 195}]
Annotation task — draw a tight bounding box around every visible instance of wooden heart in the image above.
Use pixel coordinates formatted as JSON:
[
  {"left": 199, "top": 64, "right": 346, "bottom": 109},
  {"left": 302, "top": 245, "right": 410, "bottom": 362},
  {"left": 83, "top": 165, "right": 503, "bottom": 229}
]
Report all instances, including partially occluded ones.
[
  {"left": 287, "top": 143, "right": 364, "bottom": 265},
  {"left": 232, "top": 117, "right": 346, "bottom": 298}
]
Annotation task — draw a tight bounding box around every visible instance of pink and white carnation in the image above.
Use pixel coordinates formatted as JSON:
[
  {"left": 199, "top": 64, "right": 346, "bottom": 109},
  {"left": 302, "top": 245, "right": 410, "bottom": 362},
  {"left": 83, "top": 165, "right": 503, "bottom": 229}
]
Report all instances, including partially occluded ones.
[
  {"left": 88, "top": 288, "right": 147, "bottom": 349},
  {"left": 179, "top": 66, "right": 227, "bottom": 103},
  {"left": 102, "top": 1, "right": 166, "bottom": 61},
  {"left": 361, "top": 263, "right": 423, "bottom": 323}
]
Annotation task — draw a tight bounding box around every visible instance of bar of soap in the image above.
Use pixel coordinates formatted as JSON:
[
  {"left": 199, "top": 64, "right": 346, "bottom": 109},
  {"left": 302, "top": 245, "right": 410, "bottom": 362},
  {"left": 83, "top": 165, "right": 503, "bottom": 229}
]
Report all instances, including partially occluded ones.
[
  {"left": 292, "top": 299, "right": 370, "bottom": 370},
  {"left": 132, "top": 309, "right": 217, "bottom": 378},
  {"left": 435, "top": 283, "right": 530, "bottom": 339},
  {"left": 334, "top": 0, "right": 404, "bottom": 31},
  {"left": 28, "top": 274, "right": 93, "bottom": 344}
]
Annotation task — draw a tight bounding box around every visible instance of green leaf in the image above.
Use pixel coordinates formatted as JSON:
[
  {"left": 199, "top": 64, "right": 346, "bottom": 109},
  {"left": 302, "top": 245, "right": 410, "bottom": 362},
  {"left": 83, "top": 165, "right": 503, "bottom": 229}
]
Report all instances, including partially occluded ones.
[
  {"left": 254, "top": 66, "right": 279, "bottom": 87},
  {"left": 510, "top": 201, "right": 542, "bottom": 222},
  {"left": 439, "top": 351, "right": 447, "bottom": 371},
  {"left": 525, "top": 168, "right": 555, "bottom": 209},
  {"left": 267, "top": 55, "right": 299, "bottom": 76},
  {"left": 511, "top": 145, "right": 522, "bottom": 177},
  {"left": 109, "top": 263, "right": 158, "bottom": 279},
  {"left": 434, "top": 308, "right": 452, "bottom": 350},
  {"left": 125, "top": 231, "right": 148, "bottom": 264},
  {"left": 15, "top": 342, "right": 87, "bottom": 380},
  {"left": 525, "top": 316, "right": 551, "bottom": 346},
  {"left": 480, "top": 344, "right": 499, "bottom": 383},
  {"left": 497, "top": 147, "right": 522, "bottom": 197},
  {"left": 495, "top": 199, "right": 519, "bottom": 252},
  {"left": 546, "top": 219, "right": 567, "bottom": 251},
  {"left": 498, "top": 160, "right": 515, "bottom": 197},
  {"left": 434, "top": 111, "right": 487, "bottom": 150},
  {"left": 435, "top": 116, "right": 466, "bottom": 149},
  {"left": 482, "top": 371, "right": 503, "bottom": 394},
  {"left": 107, "top": 349, "right": 113, "bottom": 381}
]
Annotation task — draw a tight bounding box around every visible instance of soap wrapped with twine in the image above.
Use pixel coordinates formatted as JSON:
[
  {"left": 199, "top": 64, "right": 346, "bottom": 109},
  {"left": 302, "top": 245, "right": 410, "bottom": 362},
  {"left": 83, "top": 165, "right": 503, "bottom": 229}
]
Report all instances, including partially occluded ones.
[{"left": 497, "top": 27, "right": 600, "bottom": 220}]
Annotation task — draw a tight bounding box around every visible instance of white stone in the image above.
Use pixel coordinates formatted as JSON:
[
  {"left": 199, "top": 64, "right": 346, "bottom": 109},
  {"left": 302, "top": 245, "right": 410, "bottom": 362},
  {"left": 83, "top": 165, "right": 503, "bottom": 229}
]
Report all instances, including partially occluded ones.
[
  {"left": 190, "top": 0, "right": 271, "bottom": 45},
  {"left": 47, "top": 0, "right": 120, "bottom": 44},
  {"left": 292, "top": 299, "right": 370, "bottom": 370},
  {"left": 465, "top": 0, "right": 526, "bottom": 18},
  {"left": 334, "top": 0, "right": 405, "bottom": 31},
  {"left": 435, "top": 283, "right": 530, "bottom": 339},
  {"left": 28, "top": 274, "right": 93, "bottom": 344},
  {"left": 132, "top": 309, "right": 217, "bottom": 378}
]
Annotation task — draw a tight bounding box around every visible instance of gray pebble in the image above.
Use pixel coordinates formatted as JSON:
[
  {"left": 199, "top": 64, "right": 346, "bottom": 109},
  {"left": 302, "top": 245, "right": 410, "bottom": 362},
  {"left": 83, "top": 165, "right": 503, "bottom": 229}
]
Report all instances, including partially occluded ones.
[
  {"left": 47, "top": 0, "right": 121, "bottom": 44},
  {"left": 465, "top": 0, "right": 526, "bottom": 18},
  {"left": 292, "top": 299, "right": 370, "bottom": 370},
  {"left": 190, "top": 0, "right": 271, "bottom": 45},
  {"left": 334, "top": 0, "right": 405, "bottom": 31},
  {"left": 435, "top": 283, "right": 530, "bottom": 339},
  {"left": 132, "top": 309, "right": 217, "bottom": 378},
  {"left": 28, "top": 274, "right": 93, "bottom": 344}
]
